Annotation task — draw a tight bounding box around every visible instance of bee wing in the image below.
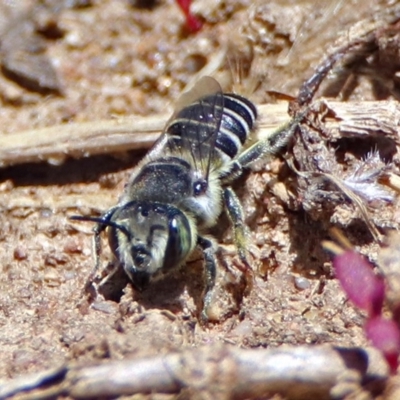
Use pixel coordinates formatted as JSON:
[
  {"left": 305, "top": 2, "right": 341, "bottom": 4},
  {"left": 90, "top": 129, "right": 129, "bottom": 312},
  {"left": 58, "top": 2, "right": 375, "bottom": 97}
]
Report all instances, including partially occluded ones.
[
  {"left": 172, "top": 76, "right": 222, "bottom": 117},
  {"left": 161, "top": 76, "right": 224, "bottom": 178}
]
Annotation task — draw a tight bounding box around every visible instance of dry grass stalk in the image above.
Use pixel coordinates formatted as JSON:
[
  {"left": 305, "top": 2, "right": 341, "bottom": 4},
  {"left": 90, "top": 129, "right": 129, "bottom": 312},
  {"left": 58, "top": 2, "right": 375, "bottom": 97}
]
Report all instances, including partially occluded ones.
[{"left": 0, "top": 100, "right": 398, "bottom": 168}]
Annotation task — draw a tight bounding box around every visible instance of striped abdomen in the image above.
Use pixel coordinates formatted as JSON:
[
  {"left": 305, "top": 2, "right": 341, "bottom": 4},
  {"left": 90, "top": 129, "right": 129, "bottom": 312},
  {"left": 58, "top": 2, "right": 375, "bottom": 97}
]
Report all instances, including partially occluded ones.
[{"left": 166, "top": 92, "right": 257, "bottom": 164}]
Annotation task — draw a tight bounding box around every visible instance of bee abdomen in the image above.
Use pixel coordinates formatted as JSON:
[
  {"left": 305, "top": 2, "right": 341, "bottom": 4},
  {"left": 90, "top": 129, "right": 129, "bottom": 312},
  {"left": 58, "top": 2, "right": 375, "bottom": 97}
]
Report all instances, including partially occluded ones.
[
  {"left": 216, "top": 93, "right": 257, "bottom": 160},
  {"left": 167, "top": 92, "right": 257, "bottom": 162},
  {"left": 221, "top": 94, "right": 257, "bottom": 144}
]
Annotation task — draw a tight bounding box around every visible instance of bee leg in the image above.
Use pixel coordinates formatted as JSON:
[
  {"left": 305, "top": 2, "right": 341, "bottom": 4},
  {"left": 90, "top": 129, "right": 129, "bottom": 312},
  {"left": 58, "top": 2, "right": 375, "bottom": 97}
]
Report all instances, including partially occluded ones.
[
  {"left": 82, "top": 224, "right": 105, "bottom": 300},
  {"left": 84, "top": 207, "right": 119, "bottom": 297},
  {"left": 223, "top": 187, "right": 254, "bottom": 293},
  {"left": 197, "top": 236, "right": 217, "bottom": 322},
  {"left": 238, "top": 115, "right": 303, "bottom": 168},
  {"left": 221, "top": 113, "right": 305, "bottom": 185},
  {"left": 223, "top": 187, "right": 250, "bottom": 265}
]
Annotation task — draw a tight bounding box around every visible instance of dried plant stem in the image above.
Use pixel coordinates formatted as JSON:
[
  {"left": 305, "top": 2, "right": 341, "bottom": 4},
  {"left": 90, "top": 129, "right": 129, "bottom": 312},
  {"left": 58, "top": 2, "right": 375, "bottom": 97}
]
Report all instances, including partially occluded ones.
[
  {"left": 0, "top": 115, "right": 167, "bottom": 167},
  {"left": 0, "top": 100, "right": 398, "bottom": 168},
  {"left": 0, "top": 344, "right": 388, "bottom": 400},
  {"left": 2, "top": 193, "right": 115, "bottom": 213}
]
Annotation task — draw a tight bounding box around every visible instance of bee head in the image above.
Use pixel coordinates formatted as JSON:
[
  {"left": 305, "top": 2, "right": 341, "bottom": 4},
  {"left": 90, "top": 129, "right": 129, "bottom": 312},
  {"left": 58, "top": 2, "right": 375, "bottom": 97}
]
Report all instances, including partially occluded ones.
[{"left": 108, "top": 201, "right": 196, "bottom": 290}]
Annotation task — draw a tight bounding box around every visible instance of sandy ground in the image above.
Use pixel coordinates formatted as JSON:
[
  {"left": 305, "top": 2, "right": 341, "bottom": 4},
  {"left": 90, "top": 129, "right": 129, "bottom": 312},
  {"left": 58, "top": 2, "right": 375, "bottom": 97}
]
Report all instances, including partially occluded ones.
[{"left": 0, "top": 0, "right": 399, "bottom": 398}]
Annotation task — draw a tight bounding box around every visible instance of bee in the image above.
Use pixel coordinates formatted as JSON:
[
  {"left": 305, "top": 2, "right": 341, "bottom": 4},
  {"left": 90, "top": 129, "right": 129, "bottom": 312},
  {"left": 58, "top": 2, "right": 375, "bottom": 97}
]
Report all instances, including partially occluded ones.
[{"left": 72, "top": 76, "right": 300, "bottom": 320}]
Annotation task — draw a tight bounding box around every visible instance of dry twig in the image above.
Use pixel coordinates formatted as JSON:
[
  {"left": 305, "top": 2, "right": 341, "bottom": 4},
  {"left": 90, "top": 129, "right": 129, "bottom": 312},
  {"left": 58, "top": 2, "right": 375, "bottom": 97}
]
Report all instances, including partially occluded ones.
[
  {"left": 0, "top": 115, "right": 166, "bottom": 167},
  {"left": 0, "top": 100, "right": 398, "bottom": 168},
  {"left": 0, "top": 344, "right": 389, "bottom": 400}
]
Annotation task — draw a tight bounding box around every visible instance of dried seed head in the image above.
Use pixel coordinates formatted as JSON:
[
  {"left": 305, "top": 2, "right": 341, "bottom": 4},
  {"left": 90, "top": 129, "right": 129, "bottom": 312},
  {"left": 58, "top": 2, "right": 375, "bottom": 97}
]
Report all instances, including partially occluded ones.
[{"left": 343, "top": 150, "right": 393, "bottom": 203}]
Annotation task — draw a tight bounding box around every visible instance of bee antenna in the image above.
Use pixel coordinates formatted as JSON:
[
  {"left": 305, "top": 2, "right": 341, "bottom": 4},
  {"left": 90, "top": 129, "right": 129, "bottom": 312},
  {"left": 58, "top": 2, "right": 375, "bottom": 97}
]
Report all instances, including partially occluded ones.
[{"left": 70, "top": 215, "right": 132, "bottom": 239}]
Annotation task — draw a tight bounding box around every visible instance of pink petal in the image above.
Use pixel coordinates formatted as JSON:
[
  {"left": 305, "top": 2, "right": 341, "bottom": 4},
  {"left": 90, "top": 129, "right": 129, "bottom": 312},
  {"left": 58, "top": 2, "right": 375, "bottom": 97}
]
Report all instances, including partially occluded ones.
[
  {"left": 333, "top": 251, "right": 384, "bottom": 316},
  {"left": 366, "top": 316, "right": 400, "bottom": 373}
]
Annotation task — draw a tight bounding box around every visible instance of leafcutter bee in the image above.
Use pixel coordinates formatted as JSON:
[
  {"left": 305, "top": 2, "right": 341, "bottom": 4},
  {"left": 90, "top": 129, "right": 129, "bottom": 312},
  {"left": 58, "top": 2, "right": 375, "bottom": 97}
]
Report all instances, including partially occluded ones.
[{"left": 72, "top": 76, "right": 299, "bottom": 320}]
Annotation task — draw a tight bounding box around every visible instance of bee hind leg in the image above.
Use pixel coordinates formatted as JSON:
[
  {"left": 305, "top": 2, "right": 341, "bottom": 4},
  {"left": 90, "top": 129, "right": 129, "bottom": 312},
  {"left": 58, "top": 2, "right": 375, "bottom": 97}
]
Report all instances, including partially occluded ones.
[{"left": 221, "top": 113, "right": 305, "bottom": 185}]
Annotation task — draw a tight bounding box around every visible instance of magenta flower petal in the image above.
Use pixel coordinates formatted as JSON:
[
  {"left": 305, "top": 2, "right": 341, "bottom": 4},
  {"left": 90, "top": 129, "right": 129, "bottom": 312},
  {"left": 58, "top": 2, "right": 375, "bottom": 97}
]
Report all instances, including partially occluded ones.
[
  {"left": 366, "top": 316, "right": 400, "bottom": 373},
  {"left": 333, "top": 250, "right": 384, "bottom": 316}
]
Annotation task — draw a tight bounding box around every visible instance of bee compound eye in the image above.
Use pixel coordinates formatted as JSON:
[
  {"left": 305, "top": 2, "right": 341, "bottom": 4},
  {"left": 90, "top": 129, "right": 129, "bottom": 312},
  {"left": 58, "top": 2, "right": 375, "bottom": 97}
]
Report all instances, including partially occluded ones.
[
  {"left": 170, "top": 217, "right": 177, "bottom": 230},
  {"left": 166, "top": 213, "right": 192, "bottom": 263}
]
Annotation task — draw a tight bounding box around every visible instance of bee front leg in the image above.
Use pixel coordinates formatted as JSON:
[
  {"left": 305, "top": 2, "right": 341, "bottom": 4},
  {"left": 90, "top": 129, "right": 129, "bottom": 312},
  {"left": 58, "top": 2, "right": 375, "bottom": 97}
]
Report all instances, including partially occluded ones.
[
  {"left": 197, "top": 236, "right": 217, "bottom": 322},
  {"left": 85, "top": 206, "right": 119, "bottom": 297},
  {"left": 82, "top": 223, "right": 105, "bottom": 300}
]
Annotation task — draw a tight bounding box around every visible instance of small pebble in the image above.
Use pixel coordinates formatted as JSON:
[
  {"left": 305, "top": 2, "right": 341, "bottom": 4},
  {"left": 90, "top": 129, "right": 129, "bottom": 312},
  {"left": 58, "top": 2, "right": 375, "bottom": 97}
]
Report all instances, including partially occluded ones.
[
  {"left": 294, "top": 276, "right": 311, "bottom": 290},
  {"left": 14, "top": 247, "right": 27, "bottom": 260}
]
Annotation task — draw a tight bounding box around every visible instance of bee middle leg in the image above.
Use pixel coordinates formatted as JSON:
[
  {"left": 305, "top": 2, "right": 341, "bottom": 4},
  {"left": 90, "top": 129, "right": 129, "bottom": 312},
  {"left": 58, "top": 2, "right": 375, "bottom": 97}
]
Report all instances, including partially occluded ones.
[
  {"left": 223, "top": 187, "right": 251, "bottom": 268},
  {"left": 223, "top": 187, "right": 254, "bottom": 295}
]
